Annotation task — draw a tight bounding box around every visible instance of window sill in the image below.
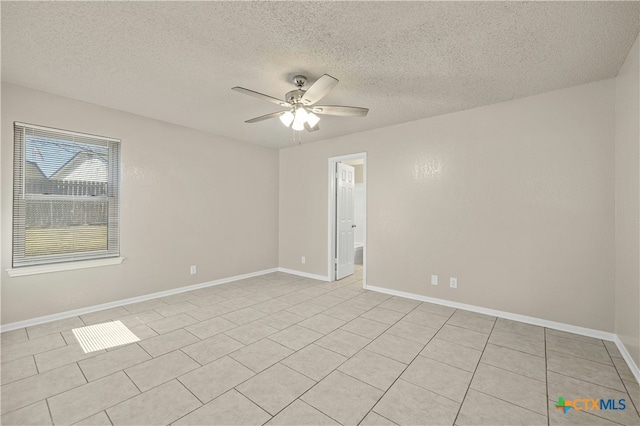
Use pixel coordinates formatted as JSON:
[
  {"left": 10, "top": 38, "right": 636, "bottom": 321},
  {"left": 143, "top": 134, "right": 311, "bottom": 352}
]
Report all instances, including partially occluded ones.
[{"left": 6, "top": 257, "right": 125, "bottom": 277}]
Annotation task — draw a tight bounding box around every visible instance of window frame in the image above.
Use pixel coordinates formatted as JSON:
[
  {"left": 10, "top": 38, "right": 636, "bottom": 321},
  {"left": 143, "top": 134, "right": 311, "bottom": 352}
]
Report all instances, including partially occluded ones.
[{"left": 11, "top": 122, "right": 122, "bottom": 271}]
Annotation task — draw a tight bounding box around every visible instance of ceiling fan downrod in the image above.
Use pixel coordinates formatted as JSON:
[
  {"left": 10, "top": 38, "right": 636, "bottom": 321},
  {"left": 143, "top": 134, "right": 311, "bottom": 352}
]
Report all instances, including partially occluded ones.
[{"left": 285, "top": 75, "right": 308, "bottom": 105}]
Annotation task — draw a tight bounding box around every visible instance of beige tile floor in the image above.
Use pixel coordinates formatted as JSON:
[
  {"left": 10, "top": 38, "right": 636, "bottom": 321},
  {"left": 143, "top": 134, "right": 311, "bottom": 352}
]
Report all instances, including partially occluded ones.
[{"left": 1, "top": 265, "right": 639, "bottom": 425}]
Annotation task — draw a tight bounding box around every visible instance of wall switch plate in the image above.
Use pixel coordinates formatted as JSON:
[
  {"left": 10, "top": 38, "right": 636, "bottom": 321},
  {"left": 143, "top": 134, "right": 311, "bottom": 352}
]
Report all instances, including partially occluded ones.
[
  {"left": 450, "top": 277, "right": 457, "bottom": 288},
  {"left": 190, "top": 265, "right": 197, "bottom": 275},
  {"left": 431, "top": 275, "right": 438, "bottom": 286},
  {"left": 301, "top": 256, "right": 306, "bottom": 264}
]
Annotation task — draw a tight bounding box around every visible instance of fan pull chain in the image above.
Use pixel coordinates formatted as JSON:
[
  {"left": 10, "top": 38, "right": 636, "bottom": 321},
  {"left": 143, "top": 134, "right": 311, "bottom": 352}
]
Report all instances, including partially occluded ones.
[{"left": 292, "top": 128, "right": 302, "bottom": 145}]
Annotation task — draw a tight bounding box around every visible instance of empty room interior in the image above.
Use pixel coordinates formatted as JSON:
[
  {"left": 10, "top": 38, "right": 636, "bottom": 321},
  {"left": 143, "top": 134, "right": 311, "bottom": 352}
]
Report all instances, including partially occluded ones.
[{"left": 1, "top": 2, "right": 640, "bottom": 426}]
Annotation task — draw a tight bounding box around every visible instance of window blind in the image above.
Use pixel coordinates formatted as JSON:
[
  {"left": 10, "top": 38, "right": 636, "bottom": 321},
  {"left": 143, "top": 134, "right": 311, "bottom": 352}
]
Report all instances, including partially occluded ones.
[{"left": 12, "top": 122, "right": 121, "bottom": 268}]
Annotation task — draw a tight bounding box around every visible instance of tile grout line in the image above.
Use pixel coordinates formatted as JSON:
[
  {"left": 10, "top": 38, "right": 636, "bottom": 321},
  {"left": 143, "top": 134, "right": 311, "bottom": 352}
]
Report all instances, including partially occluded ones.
[
  {"left": 13, "top": 271, "right": 636, "bottom": 425},
  {"left": 620, "top": 380, "right": 640, "bottom": 417},
  {"left": 103, "top": 407, "right": 115, "bottom": 425},
  {"left": 175, "top": 375, "right": 207, "bottom": 406},
  {"left": 3, "top": 334, "right": 72, "bottom": 364},
  {"left": 74, "top": 410, "right": 114, "bottom": 426},
  {"left": 261, "top": 390, "right": 344, "bottom": 426},
  {"left": 39, "top": 279, "right": 359, "bottom": 425},
  {"left": 475, "top": 357, "right": 547, "bottom": 384},
  {"left": 225, "top": 292, "right": 406, "bottom": 423},
  {"left": 547, "top": 330, "right": 608, "bottom": 347},
  {"left": 2, "top": 360, "right": 94, "bottom": 417},
  {"left": 545, "top": 327, "right": 550, "bottom": 426},
  {"left": 354, "top": 304, "right": 457, "bottom": 425},
  {"left": 607, "top": 342, "right": 640, "bottom": 415},
  {"left": 361, "top": 410, "right": 399, "bottom": 426},
  {"left": 419, "top": 350, "right": 479, "bottom": 375},
  {"left": 232, "top": 386, "right": 285, "bottom": 424},
  {"left": 56, "top": 367, "right": 203, "bottom": 424},
  {"left": 178, "top": 347, "right": 205, "bottom": 367},
  {"left": 3, "top": 369, "right": 130, "bottom": 420},
  {"left": 546, "top": 347, "right": 618, "bottom": 367},
  {"left": 134, "top": 341, "right": 155, "bottom": 359},
  {"left": 0, "top": 362, "right": 39, "bottom": 387},
  {"left": 450, "top": 324, "right": 553, "bottom": 420},
  {"left": 478, "top": 327, "right": 621, "bottom": 423},
  {"left": 44, "top": 397, "right": 54, "bottom": 425},
  {"left": 471, "top": 388, "right": 552, "bottom": 419},
  {"left": 548, "top": 369, "right": 633, "bottom": 394},
  {"left": 121, "top": 369, "right": 143, "bottom": 394},
  {"left": 244, "top": 365, "right": 340, "bottom": 425},
  {"left": 231, "top": 292, "right": 397, "bottom": 379},
  {"left": 33, "top": 353, "right": 41, "bottom": 375},
  {"left": 10, "top": 290, "right": 398, "bottom": 365},
  {"left": 1, "top": 274, "right": 348, "bottom": 421},
  {"left": 79, "top": 346, "right": 192, "bottom": 415},
  {"left": 451, "top": 314, "right": 497, "bottom": 425},
  {"left": 169, "top": 387, "right": 265, "bottom": 426},
  {"left": 76, "top": 360, "right": 90, "bottom": 384},
  {"left": 484, "top": 340, "right": 545, "bottom": 359}
]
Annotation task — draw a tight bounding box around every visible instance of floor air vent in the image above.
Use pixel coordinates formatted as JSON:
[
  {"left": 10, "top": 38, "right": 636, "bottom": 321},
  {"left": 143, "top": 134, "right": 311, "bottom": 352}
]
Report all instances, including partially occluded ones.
[{"left": 72, "top": 320, "right": 140, "bottom": 353}]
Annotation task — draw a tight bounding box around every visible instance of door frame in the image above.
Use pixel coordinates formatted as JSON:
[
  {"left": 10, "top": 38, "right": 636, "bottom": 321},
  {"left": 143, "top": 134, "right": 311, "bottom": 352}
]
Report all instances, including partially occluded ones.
[{"left": 327, "top": 152, "right": 367, "bottom": 285}]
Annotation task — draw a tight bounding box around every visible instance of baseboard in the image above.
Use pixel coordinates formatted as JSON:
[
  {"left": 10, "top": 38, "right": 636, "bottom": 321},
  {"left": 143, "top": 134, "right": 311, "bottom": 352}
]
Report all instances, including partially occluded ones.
[
  {"left": 364, "top": 284, "right": 618, "bottom": 340},
  {"left": 4, "top": 268, "right": 637, "bottom": 385},
  {"left": 614, "top": 335, "right": 640, "bottom": 384},
  {"left": 364, "top": 283, "right": 640, "bottom": 384},
  {"left": 276, "top": 267, "right": 330, "bottom": 282},
  {"left": 0, "top": 267, "right": 279, "bottom": 332}
]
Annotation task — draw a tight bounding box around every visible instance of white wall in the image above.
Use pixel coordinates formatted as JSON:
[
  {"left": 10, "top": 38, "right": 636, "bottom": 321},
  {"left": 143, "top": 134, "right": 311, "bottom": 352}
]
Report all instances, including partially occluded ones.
[
  {"left": 279, "top": 79, "right": 616, "bottom": 332},
  {"left": 1, "top": 83, "right": 280, "bottom": 324},
  {"left": 3, "top": 72, "right": 630, "bottom": 341},
  {"left": 615, "top": 35, "right": 640, "bottom": 366}
]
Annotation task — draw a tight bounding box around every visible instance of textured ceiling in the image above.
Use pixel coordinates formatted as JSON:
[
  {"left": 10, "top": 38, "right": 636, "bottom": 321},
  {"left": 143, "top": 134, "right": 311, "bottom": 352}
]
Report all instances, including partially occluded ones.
[{"left": 2, "top": 1, "right": 639, "bottom": 149}]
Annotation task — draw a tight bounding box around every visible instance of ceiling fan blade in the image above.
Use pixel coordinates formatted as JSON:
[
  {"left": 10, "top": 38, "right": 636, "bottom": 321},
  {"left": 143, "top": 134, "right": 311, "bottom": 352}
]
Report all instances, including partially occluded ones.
[
  {"left": 304, "top": 122, "right": 320, "bottom": 132},
  {"left": 245, "top": 111, "right": 284, "bottom": 123},
  {"left": 301, "top": 74, "right": 338, "bottom": 105},
  {"left": 232, "top": 87, "right": 291, "bottom": 107},
  {"left": 311, "top": 105, "right": 369, "bottom": 117}
]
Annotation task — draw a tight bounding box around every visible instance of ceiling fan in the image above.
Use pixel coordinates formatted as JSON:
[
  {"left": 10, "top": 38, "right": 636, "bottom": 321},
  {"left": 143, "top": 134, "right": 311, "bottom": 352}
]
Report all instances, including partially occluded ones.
[{"left": 232, "top": 74, "right": 369, "bottom": 132}]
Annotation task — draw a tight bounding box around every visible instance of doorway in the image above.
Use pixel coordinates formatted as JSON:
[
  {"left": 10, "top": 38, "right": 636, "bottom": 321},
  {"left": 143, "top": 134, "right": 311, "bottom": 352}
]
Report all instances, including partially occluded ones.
[{"left": 328, "top": 153, "right": 366, "bottom": 285}]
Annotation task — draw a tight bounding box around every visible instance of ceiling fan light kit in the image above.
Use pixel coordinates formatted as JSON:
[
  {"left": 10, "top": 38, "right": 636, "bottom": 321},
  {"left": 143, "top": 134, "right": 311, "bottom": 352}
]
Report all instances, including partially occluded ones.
[
  {"left": 232, "top": 74, "right": 369, "bottom": 133},
  {"left": 306, "top": 112, "right": 320, "bottom": 127},
  {"left": 279, "top": 111, "right": 294, "bottom": 127}
]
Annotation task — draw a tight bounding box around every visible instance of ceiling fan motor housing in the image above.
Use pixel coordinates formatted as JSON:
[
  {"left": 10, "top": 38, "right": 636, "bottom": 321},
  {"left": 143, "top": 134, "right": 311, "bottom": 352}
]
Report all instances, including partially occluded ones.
[{"left": 285, "top": 89, "right": 306, "bottom": 105}]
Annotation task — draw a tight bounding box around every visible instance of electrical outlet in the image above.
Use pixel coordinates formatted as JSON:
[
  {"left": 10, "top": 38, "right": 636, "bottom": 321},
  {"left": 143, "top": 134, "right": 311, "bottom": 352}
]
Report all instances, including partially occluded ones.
[
  {"left": 450, "top": 277, "right": 457, "bottom": 288},
  {"left": 190, "top": 265, "right": 197, "bottom": 275},
  {"left": 431, "top": 275, "right": 438, "bottom": 286},
  {"left": 301, "top": 256, "right": 306, "bottom": 264}
]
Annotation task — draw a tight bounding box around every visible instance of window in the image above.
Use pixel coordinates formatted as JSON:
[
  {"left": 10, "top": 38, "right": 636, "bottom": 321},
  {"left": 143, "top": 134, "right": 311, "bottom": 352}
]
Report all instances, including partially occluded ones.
[{"left": 12, "top": 122, "right": 120, "bottom": 268}]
